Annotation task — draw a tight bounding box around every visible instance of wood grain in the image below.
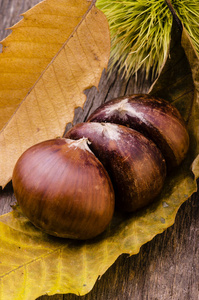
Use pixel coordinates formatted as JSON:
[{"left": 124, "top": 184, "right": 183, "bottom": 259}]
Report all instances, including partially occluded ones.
[{"left": 0, "top": 1, "right": 199, "bottom": 299}]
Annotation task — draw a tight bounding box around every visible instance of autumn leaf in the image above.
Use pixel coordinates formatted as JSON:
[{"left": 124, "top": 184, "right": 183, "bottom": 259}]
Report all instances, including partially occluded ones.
[
  {"left": 0, "top": 0, "right": 110, "bottom": 188},
  {"left": 0, "top": 4, "right": 199, "bottom": 300},
  {"left": 149, "top": 0, "right": 199, "bottom": 177}
]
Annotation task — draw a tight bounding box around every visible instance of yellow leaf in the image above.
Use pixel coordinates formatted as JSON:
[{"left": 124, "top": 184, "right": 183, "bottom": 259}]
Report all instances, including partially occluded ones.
[
  {"left": 0, "top": 0, "right": 110, "bottom": 188},
  {"left": 0, "top": 6, "right": 198, "bottom": 300}
]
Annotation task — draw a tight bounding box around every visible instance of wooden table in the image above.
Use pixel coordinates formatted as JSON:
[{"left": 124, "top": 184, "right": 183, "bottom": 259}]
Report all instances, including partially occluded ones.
[{"left": 1, "top": 1, "right": 199, "bottom": 299}]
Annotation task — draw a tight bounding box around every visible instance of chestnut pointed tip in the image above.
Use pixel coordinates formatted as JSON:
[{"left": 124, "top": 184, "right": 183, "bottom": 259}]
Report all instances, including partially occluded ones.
[{"left": 66, "top": 137, "right": 92, "bottom": 153}]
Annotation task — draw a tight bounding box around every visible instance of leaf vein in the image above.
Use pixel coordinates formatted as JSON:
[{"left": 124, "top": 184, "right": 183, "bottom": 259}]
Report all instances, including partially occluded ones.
[
  {"left": 41, "top": 77, "right": 62, "bottom": 133},
  {"left": 33, "top": 88, "right": 49, "bottom": 139},
  {"left": 0, "top": 242, "right": 68, "bottom": 279},
  {"left": 63, "top": 45, "right": 83, "bottom": 95}
]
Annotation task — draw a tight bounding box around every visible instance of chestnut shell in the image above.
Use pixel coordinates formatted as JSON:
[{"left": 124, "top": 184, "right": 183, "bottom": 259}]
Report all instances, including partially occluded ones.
[
  {"left": 65, "top": 122, "right": 167, "bottom": 212},
  {"left": 87, "top": 94, "right": 189, "bottom": 170},
  {"left": 12, "top": 138, "right": 115, "bottom": 240}
]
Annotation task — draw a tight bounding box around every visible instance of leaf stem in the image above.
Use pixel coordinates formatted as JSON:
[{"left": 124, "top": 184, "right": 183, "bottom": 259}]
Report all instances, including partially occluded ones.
[{"left": 165, "top": 0, "right": 182, "bottom": 31}]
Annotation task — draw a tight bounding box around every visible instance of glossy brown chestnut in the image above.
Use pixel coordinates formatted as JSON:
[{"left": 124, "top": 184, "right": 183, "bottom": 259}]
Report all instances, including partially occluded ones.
[
  {"left": 12, "top": 138, "right": 115, "bottom": 239},
  {"left": 87, "top": 94, "right": 189, "bottom": 170},
  {"left": 65, "top": 122, "right": 167, "bottom": 212}
]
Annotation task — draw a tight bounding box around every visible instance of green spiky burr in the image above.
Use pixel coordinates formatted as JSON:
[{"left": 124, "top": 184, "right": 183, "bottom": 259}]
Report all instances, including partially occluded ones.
[{"left": 96, "top": 0, "right": 199, "bottom": 80}]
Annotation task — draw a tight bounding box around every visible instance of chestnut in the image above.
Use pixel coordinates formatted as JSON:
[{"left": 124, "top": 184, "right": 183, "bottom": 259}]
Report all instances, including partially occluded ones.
[
  {"left": 12, "top": 138, "right": 115, "bottom": 240},
  {"left": 87, "top": 94, "right": 189, "bottom": 170},
  {"left": 65, "top": 122, "right": 166, "bottom": 212}
]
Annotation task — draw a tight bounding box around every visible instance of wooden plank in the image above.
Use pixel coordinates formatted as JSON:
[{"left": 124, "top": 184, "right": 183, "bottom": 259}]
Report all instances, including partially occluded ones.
[{"left": 0, "top": 1, "right": 199, "bottom": 300}]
